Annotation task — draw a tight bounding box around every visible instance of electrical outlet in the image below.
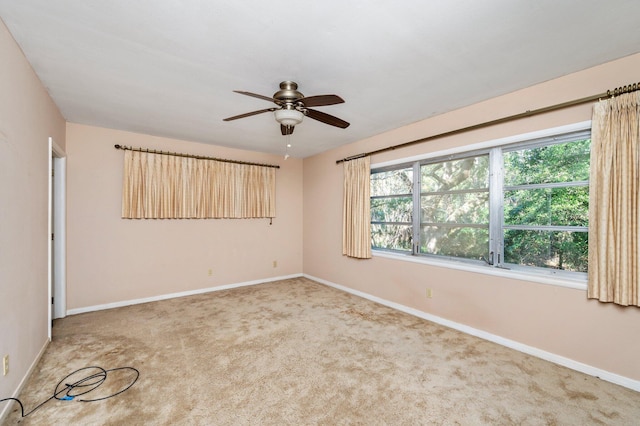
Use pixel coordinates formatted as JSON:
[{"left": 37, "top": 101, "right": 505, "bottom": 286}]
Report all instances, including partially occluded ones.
[
  {"left": 207, "top": 269, "right": 213, "bottom": 276},
  {"left": 426, "top": 288, "right": 433, "bottom": 298},
  {"left": 273, "top": 260, "right": 277, "bottom": 268},
  {"left": 2, "top": 355, "right": 8, "bottom": 376}
]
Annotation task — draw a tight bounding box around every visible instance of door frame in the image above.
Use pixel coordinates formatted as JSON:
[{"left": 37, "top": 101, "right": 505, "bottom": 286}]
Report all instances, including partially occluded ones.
[{"left": 48, "top": 137, "right": 67, "bottom": 340}]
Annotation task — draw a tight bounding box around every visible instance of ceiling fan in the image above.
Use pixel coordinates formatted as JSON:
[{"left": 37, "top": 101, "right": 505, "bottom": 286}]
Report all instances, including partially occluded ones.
[{"left": 223, "top": 81, "right": 350, "bottom": 135}]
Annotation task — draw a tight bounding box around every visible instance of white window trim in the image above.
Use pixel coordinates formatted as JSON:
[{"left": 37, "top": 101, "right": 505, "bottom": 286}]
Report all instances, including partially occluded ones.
[
  {"left": 372, "top": 121, "right": 591, "bottom": 169},
  {"left": 373, "top": 250, "right": 587, "bottom": 290},
  {"left": 371, "top": 121, "right": 592, "bottom": 291}
]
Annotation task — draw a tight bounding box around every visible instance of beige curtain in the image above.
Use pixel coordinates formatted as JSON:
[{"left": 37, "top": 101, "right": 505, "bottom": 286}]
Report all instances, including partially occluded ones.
[
  {"left": 588, "top": 91, "right": 640, "bottom": 306},
  {"left": 122, "top": 151, "right": 276, "bottom": 219},
  {"left": 342, "top": 156, "right": 372, "bottom": 259}
]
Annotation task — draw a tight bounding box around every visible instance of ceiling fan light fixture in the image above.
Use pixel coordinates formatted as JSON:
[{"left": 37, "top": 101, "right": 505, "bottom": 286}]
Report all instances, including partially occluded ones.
[{"left": 274, "top": 109, "right": 304, "bottom": 126}]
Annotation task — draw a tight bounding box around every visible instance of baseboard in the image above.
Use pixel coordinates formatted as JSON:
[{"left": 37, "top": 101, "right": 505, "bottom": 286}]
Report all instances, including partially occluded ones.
[
  {"left": 304, "top": 274, "right": 640, "bottom": 393},
  {"left": 67, "top": 273, "right": 304, "bottom": 316},
  {"left": 0, "top": 339, "right": 49, "bottom": 423}
]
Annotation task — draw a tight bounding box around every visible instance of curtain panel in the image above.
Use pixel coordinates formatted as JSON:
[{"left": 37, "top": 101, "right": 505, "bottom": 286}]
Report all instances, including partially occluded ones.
[
  {"left": 588, "top": 91, "right": 640, "bottom": 306},
  {"left": 122, "top": 150, "right": 276, "bottom": 219},
  {"left": 342, "top": 156, "right": 372, "bottom": 259}
]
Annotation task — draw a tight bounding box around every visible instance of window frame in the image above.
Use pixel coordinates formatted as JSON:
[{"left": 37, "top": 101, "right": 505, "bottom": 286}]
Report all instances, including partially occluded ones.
[{"left": 370, "top": 122, "right": 592, "bottom": 286}]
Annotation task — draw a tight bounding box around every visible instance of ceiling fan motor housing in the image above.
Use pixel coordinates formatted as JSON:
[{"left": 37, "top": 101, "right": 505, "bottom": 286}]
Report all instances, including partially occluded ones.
[{"left": 274, "top": 81, "right": 304, "bottom": 103}]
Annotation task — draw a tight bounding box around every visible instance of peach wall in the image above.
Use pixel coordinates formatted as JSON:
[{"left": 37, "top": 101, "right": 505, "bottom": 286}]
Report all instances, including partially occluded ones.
[
  {"left": 0, "top": 19, "right": 66, "bottom": 402},
  {"left": 303, "top": 53, "right": 640, "bottom": 382},
  {"left": 66, "top": 123, "right": 303, "bottom": 309}
]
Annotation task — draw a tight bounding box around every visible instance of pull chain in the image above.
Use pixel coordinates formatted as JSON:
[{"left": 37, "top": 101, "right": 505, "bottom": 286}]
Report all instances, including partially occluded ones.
[{"left": 284, "top": 132, "right": 292, "bottom": 160}]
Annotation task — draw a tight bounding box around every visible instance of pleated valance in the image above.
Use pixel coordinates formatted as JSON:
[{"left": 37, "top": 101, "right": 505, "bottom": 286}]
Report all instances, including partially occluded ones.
[{"left": 122, "top": 150, "right": 276, "bottom": 219}]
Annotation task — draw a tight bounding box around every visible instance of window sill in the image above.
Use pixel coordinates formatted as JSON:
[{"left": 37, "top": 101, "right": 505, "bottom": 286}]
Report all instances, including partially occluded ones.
[{"left": 372, "top": 250, "right": 587, "bottom": 291}]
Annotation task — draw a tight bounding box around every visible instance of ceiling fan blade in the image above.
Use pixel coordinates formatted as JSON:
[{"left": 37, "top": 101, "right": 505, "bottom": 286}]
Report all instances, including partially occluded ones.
[
  {"left": 305, "top": 108, "right": 350, "bottom": 128},
  {"left": 297, "top": 94, "right": 344, "bottom": 107},
  {"left": 223, "top": 108, "right": 275, "bottom": 121},
  {"left": 233, "top": 90, "right": 275, "bottom": 103},
  {"left": 281, "top": 124, "right": 295, "bottom": 135}
]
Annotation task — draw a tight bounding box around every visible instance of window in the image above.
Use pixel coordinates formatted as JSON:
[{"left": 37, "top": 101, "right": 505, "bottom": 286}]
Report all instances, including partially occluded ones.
[{"left": 370, "top": 129, "right": 591, "bottom": 277}]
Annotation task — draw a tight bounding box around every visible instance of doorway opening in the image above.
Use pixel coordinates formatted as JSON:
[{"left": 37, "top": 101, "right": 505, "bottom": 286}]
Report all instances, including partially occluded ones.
[{"left": 49, "top": 137, "right": 66, "bottom": 340}]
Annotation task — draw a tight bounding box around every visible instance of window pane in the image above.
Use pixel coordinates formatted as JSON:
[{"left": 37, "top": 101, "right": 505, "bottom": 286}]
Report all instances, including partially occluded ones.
[
  {"left": 371, "top": 167, "right": 413, "bottom": 196},
  {"left": 503, "top": 139, "right": 590, "bottom": 186},
  {"left": 418, "top": 155, "right": 489, "bottom": 261},
  {"left": 504, "top": 229, "right": 588, "bottom": 272},
  {"left": 421, "top": 155, "right": 489, "bottom": 192},
  {"left": 421, "top": 192, "right": 489, "bottom": 224},
  {"left": 372, "top": 224, "right": 412, "bottom": 251},
  {"left": 504, "top": 186, "right": 589, "bottom": 227},
  {"left": 371, "top": 197, "right": 412, "bottom": 223},
  {"left": 420, "top": 225, "right": 489, "bottom": 259}
]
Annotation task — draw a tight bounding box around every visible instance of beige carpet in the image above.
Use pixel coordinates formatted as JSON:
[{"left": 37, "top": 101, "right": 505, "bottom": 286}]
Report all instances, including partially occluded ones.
[{"left": 3, "top": 277, "right": 639, "bottom": 425}]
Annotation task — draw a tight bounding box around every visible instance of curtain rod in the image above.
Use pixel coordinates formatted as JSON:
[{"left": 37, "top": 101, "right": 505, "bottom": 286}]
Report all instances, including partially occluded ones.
[
  {"left": 114, "top": 144, "right": 280, "bottom": 169},
  {"left": 336, "top": 82, "right": 640, "bottom": 164}
]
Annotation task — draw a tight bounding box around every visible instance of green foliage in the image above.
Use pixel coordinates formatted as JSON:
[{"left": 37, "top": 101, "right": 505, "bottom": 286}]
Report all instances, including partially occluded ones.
[
  {"left": 504, "top": 230, "right": 588, "bottom": 272},
  {"left": 503, "top": 139, "right": 590, "bottom": 272},
  {"left": 504, "top": 187, "right": 589, "bottom": 227},
  {"left": 371, "top": 168, "right": 413, "bottom": 196},
  {"left": 421, "top": 226, "right": 489, "bottom": 258},
  {"left": 371, "top": 197, "right": 412, "bottom": 223},
  {"left": 504, "top": 139, "right": 590, "bottom": 186},
  {"left": 422, "top": 156, "right": 489, "bottom": 191},
  {"left": 371, "top": 224, "right": 412, "bottom": 251}
]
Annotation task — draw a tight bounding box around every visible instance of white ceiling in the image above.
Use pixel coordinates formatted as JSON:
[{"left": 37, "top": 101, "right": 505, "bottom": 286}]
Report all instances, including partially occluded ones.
[{"left": 2, "top": 1, "right": 640, "bottom": 158}]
